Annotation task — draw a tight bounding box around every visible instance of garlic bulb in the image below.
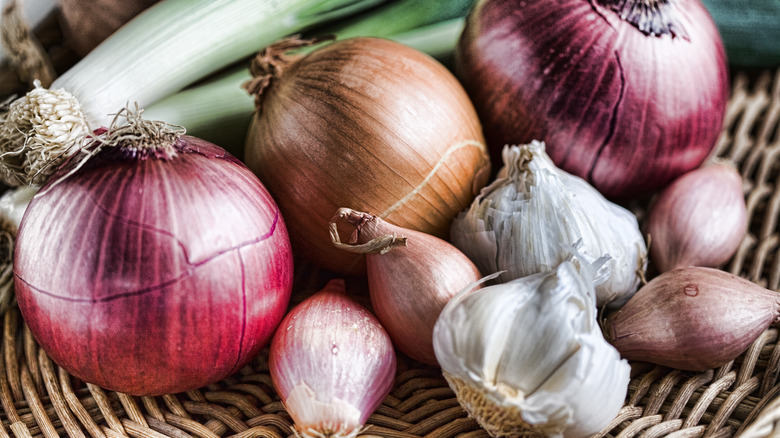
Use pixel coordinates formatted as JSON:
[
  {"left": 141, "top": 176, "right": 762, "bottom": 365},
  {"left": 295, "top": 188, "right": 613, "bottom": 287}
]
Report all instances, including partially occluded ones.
[
  {"left": 450, "top": 141, "right": 647, "bottom": 308},
  {"left": 432, "top": 259, "right": 630, "bottom": 438}
]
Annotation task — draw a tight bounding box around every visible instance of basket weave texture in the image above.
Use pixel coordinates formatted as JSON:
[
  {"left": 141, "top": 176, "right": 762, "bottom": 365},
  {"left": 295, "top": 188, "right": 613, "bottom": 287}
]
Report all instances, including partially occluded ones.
[{"left": 2, "top": 46, "right": 780, "bottom": 438}]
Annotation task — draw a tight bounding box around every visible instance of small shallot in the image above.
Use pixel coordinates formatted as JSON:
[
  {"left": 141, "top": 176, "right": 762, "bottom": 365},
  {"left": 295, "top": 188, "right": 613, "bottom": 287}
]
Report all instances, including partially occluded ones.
[
  {"left": 647, "top": 162, "right": 747, "bottom": 273},
  {"left": 604, "top": 267, "right": 780, "bottom": 371},
  {"left": 330, "top": 207, "right": 483, "bottom": 365},
  {"left": 270, "top": 279, "right": 396, "bottom": 438}
]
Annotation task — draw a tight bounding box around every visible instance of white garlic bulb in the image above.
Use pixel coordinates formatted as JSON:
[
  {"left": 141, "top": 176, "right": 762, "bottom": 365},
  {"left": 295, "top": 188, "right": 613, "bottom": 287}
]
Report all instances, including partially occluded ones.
[
  {"left": 432, "top": 259, "right": 630, "bottom": 438},
  {"left": 450, "top": 141, "right": 647, "bottom": 308}
]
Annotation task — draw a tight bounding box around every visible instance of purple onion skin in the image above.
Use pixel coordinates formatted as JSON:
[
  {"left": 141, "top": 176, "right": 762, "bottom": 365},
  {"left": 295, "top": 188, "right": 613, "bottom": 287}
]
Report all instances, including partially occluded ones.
[
  {"left": 14, "top": 136, "right": 294, "bottom": 396},
  {"left": 457, "top": 0, "right": 730, "bottom": 200}
]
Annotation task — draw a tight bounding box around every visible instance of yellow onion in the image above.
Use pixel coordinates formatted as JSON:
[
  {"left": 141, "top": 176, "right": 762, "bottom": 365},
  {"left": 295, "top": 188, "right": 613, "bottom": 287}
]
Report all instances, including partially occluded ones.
[{"left": 244, "top": 36, "right": 490, "bottom": 274}]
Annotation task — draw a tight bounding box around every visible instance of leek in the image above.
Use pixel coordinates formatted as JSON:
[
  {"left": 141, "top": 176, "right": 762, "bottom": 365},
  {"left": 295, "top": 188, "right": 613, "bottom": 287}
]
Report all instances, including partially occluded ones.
[
  {"left": 143, "top": 0, "right": 473, "bottom": 156},
  {"left": 0, "top": 0, "right": 390, "bottom": 186}
]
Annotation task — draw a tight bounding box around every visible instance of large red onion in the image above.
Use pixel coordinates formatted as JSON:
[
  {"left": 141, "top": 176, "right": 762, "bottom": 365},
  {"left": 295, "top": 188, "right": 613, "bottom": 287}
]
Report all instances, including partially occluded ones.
[
  {"left": 457, "top": 0, "right": 730, "bottom": 199},
  {"left": 14, "top": 115, "right": 294, "bottom": 396}
]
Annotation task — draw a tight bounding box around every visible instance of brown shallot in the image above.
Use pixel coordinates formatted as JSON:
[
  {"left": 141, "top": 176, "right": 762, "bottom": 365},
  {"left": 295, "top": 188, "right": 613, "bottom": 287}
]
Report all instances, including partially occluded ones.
[
  {"left": 604, "top": 267, "right": 780, "bottom": 371},
  {"left": 330, "top": 207, "right": 483, "bottom": 365}
]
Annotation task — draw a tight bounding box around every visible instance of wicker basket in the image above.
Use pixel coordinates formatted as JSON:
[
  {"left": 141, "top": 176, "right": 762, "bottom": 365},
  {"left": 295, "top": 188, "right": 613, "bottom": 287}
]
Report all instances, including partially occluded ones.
[{"left": 4, "top": 9, "right": 780, "bottom": 438}]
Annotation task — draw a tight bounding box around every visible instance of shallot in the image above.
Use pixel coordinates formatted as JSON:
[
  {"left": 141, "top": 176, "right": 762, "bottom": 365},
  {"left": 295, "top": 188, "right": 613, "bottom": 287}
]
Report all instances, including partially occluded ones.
[
  {"left": 270, "top": 279, "right": 396, "bottom": 438},
  {"left": 646, "top": 162, "right": 747, "bottom": 272},
  {"left": 330, "top": 207, "right": 482, "bottom": 364},
  {"left": 604, "top": 267, "right": 780, "bottom": 371}
]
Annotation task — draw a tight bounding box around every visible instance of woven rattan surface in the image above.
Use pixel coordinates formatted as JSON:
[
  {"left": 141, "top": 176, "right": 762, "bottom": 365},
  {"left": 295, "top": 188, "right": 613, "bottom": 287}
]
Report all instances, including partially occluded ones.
[{"left": 3, "top": 14, "right": 780, "bottom": 438}]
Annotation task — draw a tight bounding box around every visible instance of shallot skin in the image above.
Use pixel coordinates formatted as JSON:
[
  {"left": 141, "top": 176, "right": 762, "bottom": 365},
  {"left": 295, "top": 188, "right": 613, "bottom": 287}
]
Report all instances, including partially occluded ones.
[
  {"left": 605, "top": 267, "right": 780, "bottom": 371},
  {"left": 270, "top": 279, "right": 396, "bottom": 437},
  {"left": 457, "top": 0, "right": 729, "bottom": 200},
  {"left": 331, "top": 208, "right": 484, "bottom": 365},
  {"left": 15, "top": 136, "right": 294, "bottom": 396},
  {"left": 647, "top": 162, "right": 746, "bottom": 273}
]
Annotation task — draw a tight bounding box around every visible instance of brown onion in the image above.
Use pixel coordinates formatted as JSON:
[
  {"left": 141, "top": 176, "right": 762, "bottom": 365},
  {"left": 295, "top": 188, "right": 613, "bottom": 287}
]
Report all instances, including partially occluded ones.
[
  {"left": 58, "top": 0, "right": 160, "bottom": 57},
  {"left": 604, "top": 267, "right": 780, "bottom": 371},
  {"left": 647, "top": 162, "right": 747, "bottom": 273},
  {"left": 330, "top": 207, "right": 483, "bottom": 365},
  {"left": 244, "top": 37, "right": 490, "bottom": 274},
  {"left": 456, "top": 0, "right": 729, "bottom": 200}
]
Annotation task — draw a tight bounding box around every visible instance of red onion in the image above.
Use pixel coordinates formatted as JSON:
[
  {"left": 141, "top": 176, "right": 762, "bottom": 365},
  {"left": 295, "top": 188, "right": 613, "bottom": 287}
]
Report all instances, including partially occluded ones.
[
  {"left": 330, "top": 207, "right": 483, "bottom": 365},
  {"left": 456, "top": 0, "right": 730, "bottom": 200},
  {"left": 14, "top": 112, "right": 294, "bottom": 396},
  {"left": 270, "top": 279, "right": 396, "bottom": 438}
]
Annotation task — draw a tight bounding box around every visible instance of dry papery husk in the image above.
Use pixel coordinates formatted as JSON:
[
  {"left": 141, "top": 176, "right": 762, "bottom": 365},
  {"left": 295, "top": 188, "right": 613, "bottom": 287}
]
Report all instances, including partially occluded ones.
[{"left": 244, "top": 36, "right": 490, "bottom": 275}]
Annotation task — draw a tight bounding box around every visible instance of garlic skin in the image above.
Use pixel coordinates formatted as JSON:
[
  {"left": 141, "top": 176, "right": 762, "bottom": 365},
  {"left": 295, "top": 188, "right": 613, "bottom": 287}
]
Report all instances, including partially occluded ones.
[
  {"left": 269, "top": 279, "right": 396, "bottom": 438},
  {"left": 450, "top": 141, "right": 647, "bottom": 308},
  {"left": 433, "top": 260, "right": 630, "bottom": 438}
]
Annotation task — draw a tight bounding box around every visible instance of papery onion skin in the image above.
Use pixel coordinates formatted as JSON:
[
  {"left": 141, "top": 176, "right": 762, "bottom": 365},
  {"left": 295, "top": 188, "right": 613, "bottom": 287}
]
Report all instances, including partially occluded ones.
[
  {"left": 15, "top": 134, "right": 294, "bottom": 396},
  {"left": 270, "top": 279, "right": 396, "bottom": 438},
  {"left": 456, "top": 0, "right": 730, "bottom": 200},
  {"left": 646, "top": 162, "right": 746, "bottom": 273},
  {"left": 604, "top": 267, "right": 780, "bottom": 371},
  {"left": 244, "top": 37, "right": 490, "bottom": 274}
]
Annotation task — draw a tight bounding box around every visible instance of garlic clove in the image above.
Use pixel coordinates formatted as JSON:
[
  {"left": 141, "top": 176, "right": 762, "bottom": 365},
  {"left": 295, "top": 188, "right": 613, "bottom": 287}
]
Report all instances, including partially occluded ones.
[{"left": 269, "top": 279, "right": 396, "bottom": 437}]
